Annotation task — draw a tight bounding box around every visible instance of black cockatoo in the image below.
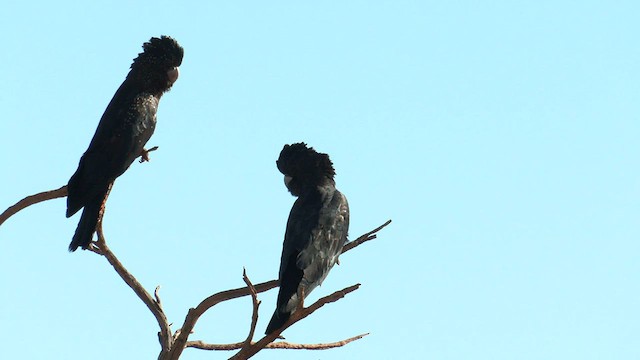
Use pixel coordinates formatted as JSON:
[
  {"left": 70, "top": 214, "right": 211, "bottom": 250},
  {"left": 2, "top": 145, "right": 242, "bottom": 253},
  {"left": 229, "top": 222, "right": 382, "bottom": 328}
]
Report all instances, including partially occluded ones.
[
  {"left": 66, "top": 36, "right": 183, "bottom": 252},
  {"left": 265, "top": 143, "right": 350, "bottom": 334}
]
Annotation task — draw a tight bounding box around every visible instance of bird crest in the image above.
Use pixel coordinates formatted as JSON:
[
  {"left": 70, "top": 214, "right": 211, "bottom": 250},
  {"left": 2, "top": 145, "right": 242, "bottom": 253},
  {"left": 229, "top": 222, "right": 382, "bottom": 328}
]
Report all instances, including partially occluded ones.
[
  {"left": 277, "top": 143, "right": 336, "bottom": 193},
  {"left": 131, "top": 36, "right": 184, "bottom": 71}
]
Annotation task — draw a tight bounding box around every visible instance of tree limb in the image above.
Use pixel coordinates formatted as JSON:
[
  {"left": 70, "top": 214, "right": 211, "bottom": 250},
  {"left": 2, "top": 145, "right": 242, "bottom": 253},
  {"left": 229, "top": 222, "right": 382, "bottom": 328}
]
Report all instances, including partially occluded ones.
[
  {"left": 91, "top": 222, "right": 174, "bottom": 358},
  {"left": 230, "top": 284, "right": 362, "bottom": 360},
  {"left": 186, "top": 333, "right": 369, "bottom": 351},
  {"left": 0, "top": 186, "right": 391, "bottom": 359},
  {"left": 342, "top": 219, "right": 392, "bottom": 253},
  {"left": 240, "top": 269, "right": 260, "bottom": 353},
  {"left": 166, "top": 279, "right": 278, "bottom": 360},
  {"left": 0, "top": 185, "right": 67, "bottom": 227},
  {"left": 166, "top": 220, "right": 390, "bottom": 359}
]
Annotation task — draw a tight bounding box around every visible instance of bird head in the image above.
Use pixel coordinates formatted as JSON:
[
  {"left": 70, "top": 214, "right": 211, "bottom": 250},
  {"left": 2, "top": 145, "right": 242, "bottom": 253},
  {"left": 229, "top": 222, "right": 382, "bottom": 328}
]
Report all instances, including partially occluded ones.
[
  {"left": 276, "top": 143, "right": 336, "bottom": 196},
  {"left": 130, "top": 36, "right": 184, "bottom": 94}
]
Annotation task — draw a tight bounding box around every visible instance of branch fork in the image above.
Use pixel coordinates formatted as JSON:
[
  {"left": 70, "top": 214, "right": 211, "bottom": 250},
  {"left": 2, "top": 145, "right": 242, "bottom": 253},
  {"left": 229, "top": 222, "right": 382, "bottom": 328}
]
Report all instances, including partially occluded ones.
[{"left": 0, "top": 186, "right": 392, "bottom": 359}]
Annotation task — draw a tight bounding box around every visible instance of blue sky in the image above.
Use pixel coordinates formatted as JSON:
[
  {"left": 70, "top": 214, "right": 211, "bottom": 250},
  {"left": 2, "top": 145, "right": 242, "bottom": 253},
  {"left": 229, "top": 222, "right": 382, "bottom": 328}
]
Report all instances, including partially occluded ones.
[{"left": 1, "top": 1, "right": 639, "bottom": 359}]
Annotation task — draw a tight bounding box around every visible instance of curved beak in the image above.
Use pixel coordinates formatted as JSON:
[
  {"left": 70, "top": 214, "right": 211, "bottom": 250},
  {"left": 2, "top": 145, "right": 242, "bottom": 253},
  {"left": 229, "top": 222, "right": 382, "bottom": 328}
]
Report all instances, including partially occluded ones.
[{"left": 167, "top": 67, "right": 180, "bottom": 86}]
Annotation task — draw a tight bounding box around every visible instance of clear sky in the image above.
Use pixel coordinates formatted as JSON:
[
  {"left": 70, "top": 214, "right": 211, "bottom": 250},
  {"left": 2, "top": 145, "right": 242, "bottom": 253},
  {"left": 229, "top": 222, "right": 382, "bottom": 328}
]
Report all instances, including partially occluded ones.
[{"left": 1, "top": 1, "right": 639, "bottom": 359}]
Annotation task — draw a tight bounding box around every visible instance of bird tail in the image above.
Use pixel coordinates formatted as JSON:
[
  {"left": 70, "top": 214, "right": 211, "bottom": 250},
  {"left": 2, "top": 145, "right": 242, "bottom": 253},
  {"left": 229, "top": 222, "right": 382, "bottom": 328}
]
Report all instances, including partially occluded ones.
[
  {"left": 68, "top": 194, "right": 102, "bottom": 252},
  {"left": 265, "top": 309, "right": 291, "bottom": 335}
]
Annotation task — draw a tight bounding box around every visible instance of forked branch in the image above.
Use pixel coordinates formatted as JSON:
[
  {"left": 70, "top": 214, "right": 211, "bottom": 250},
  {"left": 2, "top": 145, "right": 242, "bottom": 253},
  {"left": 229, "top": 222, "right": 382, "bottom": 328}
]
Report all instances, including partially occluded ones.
[
  {"left": 166, "top": 220, "right": 391, "bottom": 359},
  {"left": 0, "top": 186, "right": 391, "bottom": 359},
  {"left": 91, "top": 223, "right": 174, "bottom": 357},
  {"left": 229, "top": 283, "right": 362, "bottom": 360},
  {"left": 240, "top": 269, "right": 261, "bottom": 353}
]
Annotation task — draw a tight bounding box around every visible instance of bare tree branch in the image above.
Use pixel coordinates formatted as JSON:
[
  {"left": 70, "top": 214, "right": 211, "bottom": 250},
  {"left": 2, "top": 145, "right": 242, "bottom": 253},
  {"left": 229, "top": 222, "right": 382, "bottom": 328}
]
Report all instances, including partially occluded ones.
[
  {"left": 155, "top": 286, "right": 165, "bottom": 313},
  {"left": 166, "top": 220, "right": 389, "bottom": 359},
  {"left": 186, "top": 333, "right": 369, "bottom": 351},
  {"left": 167, "top": 279, "right": 278, "bottom": 360},
  {"left": 342, "top": 219, "right": 392, "bottom": 253},
  {"left": 265, "top": 333, "right": 369, "bottom": 349},
  {"left": 0, "top": 185, "right": 67, "bottom": 227},
  {"left": 187, "top": 341, "right": 246, "bottom": 351},
  {"left": 241, "top": 269, "right": 261, "bottom": 352},
  {"left": 0, "top": 186, "right": 391, "bottom": 359},
  {"left": 230, "top": 284, "right": 362, "bottom": 360},
  {"left": 91, "top": 222, "right": 174, "bottom": 358}
]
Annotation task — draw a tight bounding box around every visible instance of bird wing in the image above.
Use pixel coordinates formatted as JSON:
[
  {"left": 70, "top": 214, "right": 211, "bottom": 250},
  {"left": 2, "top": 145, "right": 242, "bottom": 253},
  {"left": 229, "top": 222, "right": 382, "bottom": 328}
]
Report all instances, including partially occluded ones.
[
  {"left": 66, "top": 83, "right": 157, "bottom": 216},
  {"left": 279, "top": 195, "right": 321, "bottom": 279},
  {"left": 274, "top": 189, "right": 349, "bottom": 316},
  {"left": 297, "top": 189, "right": 349, "bottom": 290},
  {"left": 89, "top": 88, "right": 158, "bottom": 175}
]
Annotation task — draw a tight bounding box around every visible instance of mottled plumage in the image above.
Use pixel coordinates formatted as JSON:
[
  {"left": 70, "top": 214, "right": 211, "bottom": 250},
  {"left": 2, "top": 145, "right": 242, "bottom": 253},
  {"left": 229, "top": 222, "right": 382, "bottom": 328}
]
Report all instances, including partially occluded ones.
[
  {"left": 266, "top": 143, "right": 350, "bottom": 334},
  {"left": 66, "top": 36, "right": 183, "bottom": 252}
]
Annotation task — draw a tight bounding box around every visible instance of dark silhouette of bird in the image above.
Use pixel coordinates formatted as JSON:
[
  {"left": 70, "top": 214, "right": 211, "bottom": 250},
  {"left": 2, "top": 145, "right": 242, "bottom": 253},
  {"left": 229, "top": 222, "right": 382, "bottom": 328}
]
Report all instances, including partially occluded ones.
[
  {"left": 265, "top": 143, "right": 350, "bottom": 334},
  {"left": 66, "top": 36, "right": 183, "bottom": 252}
]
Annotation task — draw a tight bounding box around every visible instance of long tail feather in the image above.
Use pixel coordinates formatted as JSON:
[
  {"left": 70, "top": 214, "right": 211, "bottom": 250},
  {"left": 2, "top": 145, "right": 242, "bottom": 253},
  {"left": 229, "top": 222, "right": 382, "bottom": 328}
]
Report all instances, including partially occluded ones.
[
  {"left": 68, "top": 195, "right": 102, "bottom": 252},
  {"left": 265, "top": 309, "right": 291, "bottom": 335}
]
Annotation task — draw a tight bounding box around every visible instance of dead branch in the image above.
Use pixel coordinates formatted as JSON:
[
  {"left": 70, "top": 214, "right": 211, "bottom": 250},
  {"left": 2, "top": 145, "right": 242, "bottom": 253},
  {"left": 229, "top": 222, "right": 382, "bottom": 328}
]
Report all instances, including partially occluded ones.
[
  {"left": 186, "top": 333, "right": 369, "bottom": 351},
  {"left": 0, "top": 185, "right": 67, "bottom": 227},
  {"left": 166, "top": 220, "right": 389, "bottom": 359},
  {"left": 0, "top": 185, "right": 390, "bottom": 359},
  {"left": 229, "top": 284, "right": 362, "bottom": 360},
  {"left": 240, "top": 269, "right": 261, "bottom": 352},
  {"left": 91, "top": 222, "right": 174, "bottom": 357},
  {"left": 265, "top": 333, "right": 369, "bottom": 349},
  {"left": 342, "top": 219, "right": 392, "bottom": 253},
  {"left": 155, "top": 286, "right": 165, "bottom": 312},
  {"left": 166, "top": 279, "right": 277, "bottom": 360}
]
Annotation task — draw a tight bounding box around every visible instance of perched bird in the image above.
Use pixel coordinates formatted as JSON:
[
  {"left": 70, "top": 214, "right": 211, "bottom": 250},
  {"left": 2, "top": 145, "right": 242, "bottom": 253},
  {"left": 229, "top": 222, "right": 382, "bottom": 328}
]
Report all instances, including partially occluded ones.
[
  {"left": 265, "top": 143, "right": 350, "bottom": 334},
  {"left": 66, "top": 36, "right": 183, "bottom": 252}
]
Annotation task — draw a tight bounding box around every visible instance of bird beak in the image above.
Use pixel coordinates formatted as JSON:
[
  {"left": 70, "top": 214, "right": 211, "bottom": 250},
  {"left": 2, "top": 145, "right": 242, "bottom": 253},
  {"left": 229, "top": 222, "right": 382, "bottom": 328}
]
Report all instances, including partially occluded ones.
[{"left": 167, "top": 67, "right": 180, "bottom": 86}]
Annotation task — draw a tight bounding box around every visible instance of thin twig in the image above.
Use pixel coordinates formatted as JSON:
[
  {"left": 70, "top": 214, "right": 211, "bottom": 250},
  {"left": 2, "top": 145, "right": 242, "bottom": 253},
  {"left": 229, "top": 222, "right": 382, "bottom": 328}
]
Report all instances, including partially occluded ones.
[
  {"left": 241, "top": 269, "right": 260, "bottom": 352},
  {"left": 342, "top": 219, "right": 391, "bottom": 253},
  {"left": 265, "top": 333, "right": 368, "bottom": 350},
  {"left": 186, "top": 333, "right": 369, "bottom": 351},
  {"left": 155, "top": 286, "right": 164, "bottom": 311},
  {"left": 0, "top": 185, "right": 67, "bottom": 227}
]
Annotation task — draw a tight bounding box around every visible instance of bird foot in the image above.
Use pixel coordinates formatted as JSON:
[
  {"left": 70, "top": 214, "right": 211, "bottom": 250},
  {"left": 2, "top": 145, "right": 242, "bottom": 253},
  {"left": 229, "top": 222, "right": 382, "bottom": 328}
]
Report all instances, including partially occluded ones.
[
  {"left": 139, "top": 146, "right": 159, "bottom": 163},
  {"left": 296, "top": 288, "right": 306, "bottom": 311},
  {"left": 87, "top": 241, "right": 103, "bottom": 255}
]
